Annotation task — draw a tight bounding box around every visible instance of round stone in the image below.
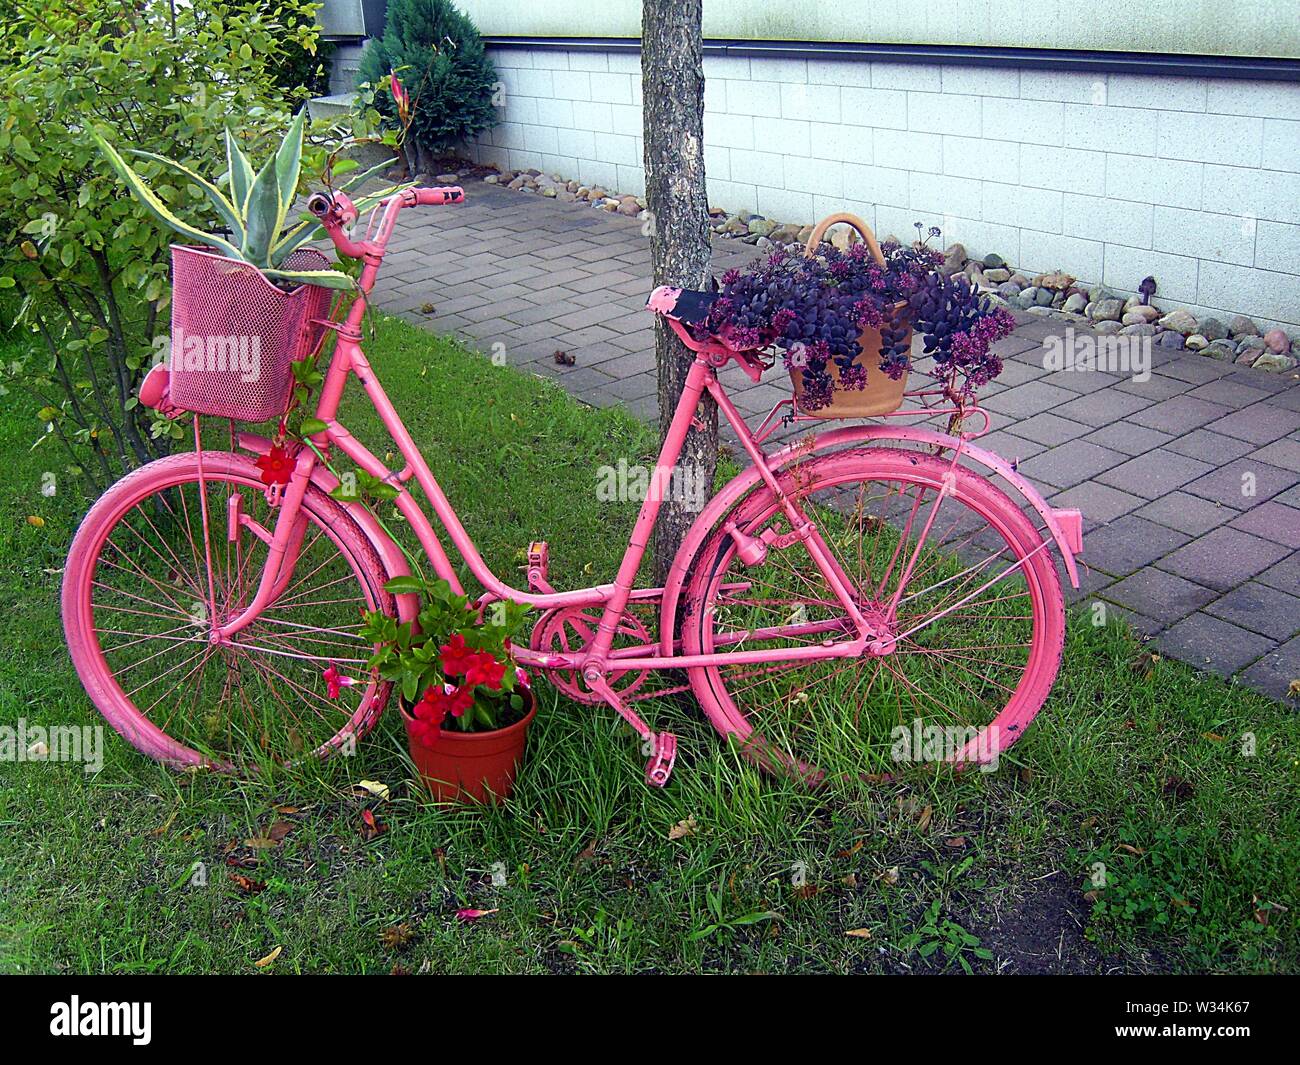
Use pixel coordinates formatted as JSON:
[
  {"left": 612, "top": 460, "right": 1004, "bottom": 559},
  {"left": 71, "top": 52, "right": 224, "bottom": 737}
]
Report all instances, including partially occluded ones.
[
  {"left": 1091, "top": 298, "right": 1125, "bottom": 322},
  {"left": 1229, "top": 314, "right": 1259, "bottom": 337},
  {"left": 1185, "top": 334, "right": 1209, "bottom": 350},
  {"left": 982, "top": 252, "right": 1005, "bottom": 269},
  {"left": 996, "top": 281, "right": 1022, "bottom": 300},
  {"left": 1063, "top": 293, "right": 1088, "bottom": 313},
  {"left": 1264, "top": 328, "right": 1291, "bottom": 354},
  {"left": 984, "top": 267, "right": 1012, "bottom": 283},
  {"left": 1156, "top": 330, "right": 1186, "bottom": 350},
  {"left": 1198, "top": 317, "right": 1227, "bottom": 341},
  {"left": 1203, "top": 340, "right": 1237, "bottom": 360},
  {"left": 1157, "top": 308, "right": 1198, "bottom": 334},
  {"left": 1094, "top": 320, "right": 1123, "bottom": 335}
]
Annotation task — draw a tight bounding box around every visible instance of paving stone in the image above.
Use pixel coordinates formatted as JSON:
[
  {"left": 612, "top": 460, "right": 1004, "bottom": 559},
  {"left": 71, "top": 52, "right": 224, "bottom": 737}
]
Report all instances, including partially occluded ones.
[
  {"left": 1204, "top": 402, "right": 1300, "bottom": 445},
  {"left": 1204, "top": 582, "right": 1300, "bottom": 640},
  {"left": 1053, "top": 389, "right": 1151, "bottom": 427},
  {"left": 1253, "top": 438, "right": 1300, "bottom": 469},
  {"left": 1017, "top": 439, "right": 1126, "bottom": 489},
  {"left": 1255, "top": 550, "right": 1300, "bottom": 593},
  {"left": 1161, "top": 428, "right": 1257, "bottom": 464},
  {"left": 1113, "top": 374, "right": 1194, "bottom": 402},
  {"left": 1238, "top": 636, "right": 1300, "bottom": 701},
  {"left": 1096, "top": 449, "right": 1215, "bottom": 500},
  {"left": 983, "top": 381, "right": 1080, "bottom": 419},
  {"left": 1007, "top": 412, "right": 1091, "bottom": 446},
  {"left": 1102, "top": 567, "right": 1218, "bottom": 621},
  {"left": 1185, "top": 379, "right": 1275, "bottom": 408},
  {"left": 1130, "top": 394, "right": 1232, "bottom": 434},
  {"left": 1049, "top": 481, "right": 1145, "bottom": 525},
  {"left": 1156, "top": 613, "right": 1276, "bottom": 678},
  {"left": 1152, "top": 357, "right": 1236, "bottom": 383},
  {"left": 1082, "top": 514, "right": 1190, "bottom": 577},
  {"left": 1182, "top": 458, "right": 1299, "bottom": 510},
  {"left": 1135, "top": 491, "right": 1234, "bottom": 536},
  {"left": 966, "top": 431, "right": 1043, "bottom": 464},
  {"left": 1157, "top": 527, "right": 1292, "bottom": 591},
  {"left": 1227, "top": 500, "right": 1300, "bottom": 549}
]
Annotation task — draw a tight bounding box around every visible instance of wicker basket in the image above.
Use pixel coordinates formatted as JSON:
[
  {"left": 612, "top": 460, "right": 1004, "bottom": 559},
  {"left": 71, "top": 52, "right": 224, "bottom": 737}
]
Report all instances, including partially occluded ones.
[
  {"left": 167, "top": 245, "right": 333, "bottom": 422},
  {"left": 791, "top": 213, "right": 910, "bottom": 419}
]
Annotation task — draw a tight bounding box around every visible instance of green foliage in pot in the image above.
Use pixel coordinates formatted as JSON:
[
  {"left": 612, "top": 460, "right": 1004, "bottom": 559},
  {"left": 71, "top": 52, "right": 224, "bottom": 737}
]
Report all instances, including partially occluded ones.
[
  {"left": 360, "top": 577, "right": 531, "bottom": 744},
  {"left": 356, "top": 0, "right": 500, "bottom": 164},
  {"left": 92, "top": 108, "right": 383, "bottom": 291}
]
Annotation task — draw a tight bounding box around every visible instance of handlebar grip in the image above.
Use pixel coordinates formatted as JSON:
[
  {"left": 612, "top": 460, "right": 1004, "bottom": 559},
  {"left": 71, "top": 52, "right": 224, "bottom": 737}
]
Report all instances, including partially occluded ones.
[{"left": 415, "top": 186, "right": 464, "bottom": 206}]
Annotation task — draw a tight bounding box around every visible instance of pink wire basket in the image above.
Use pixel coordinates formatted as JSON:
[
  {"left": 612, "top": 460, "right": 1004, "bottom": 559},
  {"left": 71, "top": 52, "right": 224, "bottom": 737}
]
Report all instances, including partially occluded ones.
[{"left": 167, "top": 245, "right": 334, "bottom": 422}]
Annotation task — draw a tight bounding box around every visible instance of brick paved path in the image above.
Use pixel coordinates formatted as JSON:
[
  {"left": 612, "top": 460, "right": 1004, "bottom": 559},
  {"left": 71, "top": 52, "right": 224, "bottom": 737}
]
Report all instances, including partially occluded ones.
[{"left": 375, "top": 182, "right": 1300, "bottom": 702}]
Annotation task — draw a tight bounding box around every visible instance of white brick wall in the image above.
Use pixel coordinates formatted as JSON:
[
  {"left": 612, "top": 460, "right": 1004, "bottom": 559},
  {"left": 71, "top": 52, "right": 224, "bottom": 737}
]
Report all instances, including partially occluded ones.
[{"left": 472, "top": 48, "right": 1300, "bottom": 330}]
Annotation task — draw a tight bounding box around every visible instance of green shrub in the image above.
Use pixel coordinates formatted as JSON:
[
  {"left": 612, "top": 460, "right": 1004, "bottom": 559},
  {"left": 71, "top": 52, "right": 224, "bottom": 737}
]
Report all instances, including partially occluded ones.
[
  {"left": 0, "top": 0, "right": 336, "bottom": 487},
  {"left": 357, "top": 0, "right": 500, "bottom": 170}
]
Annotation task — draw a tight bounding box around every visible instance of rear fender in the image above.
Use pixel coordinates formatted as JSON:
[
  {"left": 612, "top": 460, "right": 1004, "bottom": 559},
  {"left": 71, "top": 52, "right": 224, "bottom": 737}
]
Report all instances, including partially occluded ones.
[
  {"left": 237, "top": 432, "right": 419, "bottom": 624},
  {"left": 659, "top": 423, "right": 1082, "bottom": 655}
]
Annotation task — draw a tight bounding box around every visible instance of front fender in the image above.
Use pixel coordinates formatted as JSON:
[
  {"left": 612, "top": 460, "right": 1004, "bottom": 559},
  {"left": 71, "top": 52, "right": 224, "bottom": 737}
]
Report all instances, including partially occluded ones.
[
  {"left": 237, "top": 432, "right": 419, "bottom": 624},
  {"left": 660, "top": 424, "right": 1082, "bottom": 655}
]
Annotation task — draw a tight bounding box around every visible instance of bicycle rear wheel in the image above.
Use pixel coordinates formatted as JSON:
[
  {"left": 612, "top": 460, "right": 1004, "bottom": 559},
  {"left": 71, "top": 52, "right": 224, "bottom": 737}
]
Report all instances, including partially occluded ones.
[
  {"left": 681, "top": 447, "right": 1065, "bottom": 780},
  {"left": 62, "top": 451, "right": 394, "bottom": 768}
]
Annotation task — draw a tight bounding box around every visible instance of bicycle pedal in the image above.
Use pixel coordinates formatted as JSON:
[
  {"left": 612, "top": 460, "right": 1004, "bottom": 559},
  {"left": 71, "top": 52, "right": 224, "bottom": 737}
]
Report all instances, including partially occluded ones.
[
  {"left": 644, "top": 731, "right": 678, "bottom": 788},
  {"left": 524, "top": 540, "right": 553, "bottom": 592}
]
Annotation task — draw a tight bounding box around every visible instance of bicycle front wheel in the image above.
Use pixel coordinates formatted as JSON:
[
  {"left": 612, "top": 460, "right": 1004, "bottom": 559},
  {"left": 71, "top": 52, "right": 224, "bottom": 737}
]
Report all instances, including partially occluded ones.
[
  {"left": 62, "top": 451, "right": 394, "bottom": 769},
  {"left": 681, "top": 447, "right": 1065, "bottom": 780}
]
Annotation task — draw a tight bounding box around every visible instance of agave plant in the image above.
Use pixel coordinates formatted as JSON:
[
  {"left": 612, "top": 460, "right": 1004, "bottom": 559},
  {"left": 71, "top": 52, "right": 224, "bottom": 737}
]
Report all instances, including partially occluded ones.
[{"left": 92, "top": 109, "right": 401, "bottom": 290}]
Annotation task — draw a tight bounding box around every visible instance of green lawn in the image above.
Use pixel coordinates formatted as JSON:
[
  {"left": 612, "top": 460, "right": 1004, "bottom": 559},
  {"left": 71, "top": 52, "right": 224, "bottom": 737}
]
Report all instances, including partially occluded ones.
[{"left": 1, "top": 313, "right": 1296, "bottom": 973}]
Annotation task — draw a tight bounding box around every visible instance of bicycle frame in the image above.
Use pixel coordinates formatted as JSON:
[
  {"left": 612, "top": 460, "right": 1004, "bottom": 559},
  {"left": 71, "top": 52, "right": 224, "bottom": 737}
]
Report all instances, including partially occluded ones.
[{"left": 214, "top": 186, "right": 1082, "bottom": 710}]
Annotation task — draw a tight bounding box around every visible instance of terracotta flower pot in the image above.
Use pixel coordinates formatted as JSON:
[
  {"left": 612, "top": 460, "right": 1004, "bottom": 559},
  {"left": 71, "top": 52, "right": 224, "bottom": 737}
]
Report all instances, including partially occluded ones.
[
  {"left": 790, "top": 213, "right": 911, "bottom": 418},
  {"left": 400, "top": 690, "right": 536, "bottom": 803}
]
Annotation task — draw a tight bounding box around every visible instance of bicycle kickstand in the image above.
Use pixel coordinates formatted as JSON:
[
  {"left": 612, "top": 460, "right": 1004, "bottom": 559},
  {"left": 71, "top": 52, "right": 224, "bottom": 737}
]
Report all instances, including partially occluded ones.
[{"left": 583, "top": 671, "right": 678, "bottom": 787}]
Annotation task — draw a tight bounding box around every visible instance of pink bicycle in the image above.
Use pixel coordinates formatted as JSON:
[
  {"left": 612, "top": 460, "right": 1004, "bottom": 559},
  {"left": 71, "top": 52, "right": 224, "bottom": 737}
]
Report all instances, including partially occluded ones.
[{"left": 62, "top": 185, "right": 1083, "bottom": 786}]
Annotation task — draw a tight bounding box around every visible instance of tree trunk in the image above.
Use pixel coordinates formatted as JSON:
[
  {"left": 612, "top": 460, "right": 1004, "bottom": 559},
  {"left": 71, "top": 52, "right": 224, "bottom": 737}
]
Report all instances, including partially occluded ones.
[{"left": 642, "top": 0, "right": 716, "bottom": 587}]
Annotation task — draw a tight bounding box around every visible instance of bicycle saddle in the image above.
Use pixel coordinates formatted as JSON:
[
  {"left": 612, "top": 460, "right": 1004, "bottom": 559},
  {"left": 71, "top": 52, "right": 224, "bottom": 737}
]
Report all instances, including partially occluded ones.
[{"left": 645, "top": 285, "right": 717, "bottom": 325}]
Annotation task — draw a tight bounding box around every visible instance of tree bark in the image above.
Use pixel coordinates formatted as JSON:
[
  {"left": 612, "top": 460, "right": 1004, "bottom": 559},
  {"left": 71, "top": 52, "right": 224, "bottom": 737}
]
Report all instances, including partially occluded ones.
[{"left": 642, "top": 0, "right": 716, "bottom": 587}]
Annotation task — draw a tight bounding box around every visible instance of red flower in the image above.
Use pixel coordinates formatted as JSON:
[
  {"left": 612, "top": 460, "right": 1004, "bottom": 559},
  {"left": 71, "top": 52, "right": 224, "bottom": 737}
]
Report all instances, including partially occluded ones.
[
  {"left": 439, "top": 633, "right": 476, "bottom": 677},
  {"left": 390, "top": 70, "right": 411, "bottom": 123},
  {"left": 447, "top": 684, "right": 474, "bottom": 718},
  {"left": 465, "top": 652, "right": 506, "bottom": 691},
  {"left": 322, "top": 664, "right": 355, "bottom": 700},
  {"left": 255, "top": 445, "right": 294, "bottom": 485},
  {"left": 409, "top": 684, "right": 448, "bottom": 746}
]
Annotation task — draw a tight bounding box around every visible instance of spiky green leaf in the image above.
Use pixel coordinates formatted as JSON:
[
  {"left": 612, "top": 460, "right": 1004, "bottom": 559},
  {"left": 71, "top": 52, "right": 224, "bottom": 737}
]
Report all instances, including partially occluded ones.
[
  {"left": 126, "top": 149, "right": 245, "bottom": 241},
  {"left": 262, "top": 266, "right": 356, "bottom": 291},
  {"left": 241, "top": 152, "right": 283, "bottom": 268},
  {"left": 91, "top": 131, "right": 241, "bottom": 258},
  {"left": 225, "top": 127, "right": 255, "bottom": 211}
]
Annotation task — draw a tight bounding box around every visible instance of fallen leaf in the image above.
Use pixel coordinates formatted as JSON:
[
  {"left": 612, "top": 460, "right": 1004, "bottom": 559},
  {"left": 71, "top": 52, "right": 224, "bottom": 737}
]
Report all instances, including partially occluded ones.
[
  {"left": 1288, "top": 679, "right": 1300, "bottom": 700},
  {"left": 915, "top": 804, "right": 933, "bottom": 832},
  {"left": 1081, "top": 817, "right": 1098, "bottom": 830},
  {"left": 1116, "top": 843, "right": 1144, "bottom": 856},
  {"left": 273, "top": 804, "right": 301, "bottom": 815},
  {"left": 880, "top": 866, "right": 900, "bottom": 886},
  {"left": 1083, "top": 889, "right": 1101, "bottom": 902},
  {"left": 391, "top": 964, "right": 411, "bottom": 975},
  {"left": 455, "top": 908, "right": 498, "bottom": 922},
  {"left": 1163, "top": 776, "right": 1195, "bottom": 800},
  {"left": 355, "top": 779, "right": 390, "bottom": 801},
  {"left": 228, "top": 873, "right": 266, "bottom": 896},
  {"left": 380, "top": 923, "right": 417, "bottom": 950},
  {"left": 1201, "top": 732, "right": 1226, "bottom": 743},
  {"left": 845, "top": 927, "right": 873, "bottom": 939},
  {"left": 253, "top": 945, "right": 282, "bottom": 968},
  {"left": 945, "top": 836, "right": 968, "bottom": 849},
  {"left": 420, "top": 302, "right": 436, "bottom": 315},
  {"left": 793, "top": 883, "right": 820, "bottom": 899},
  {"left": 26, "top": 515, "right": 44, "bottom": 528},
  {"left": 553, "top": 349, "right": 575, "bottom": 366},
  {"left": 668, "top": 816, "right": 697, "bottom": 841},
  {"left": 360, "top": 808, "right": 386, "bottom": 841},
  {"left": 841, "top": 873, "right": 858, "bottom": 888},
  {"left": 836, "top": 839, "right": 864, "bottom": 859}
]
